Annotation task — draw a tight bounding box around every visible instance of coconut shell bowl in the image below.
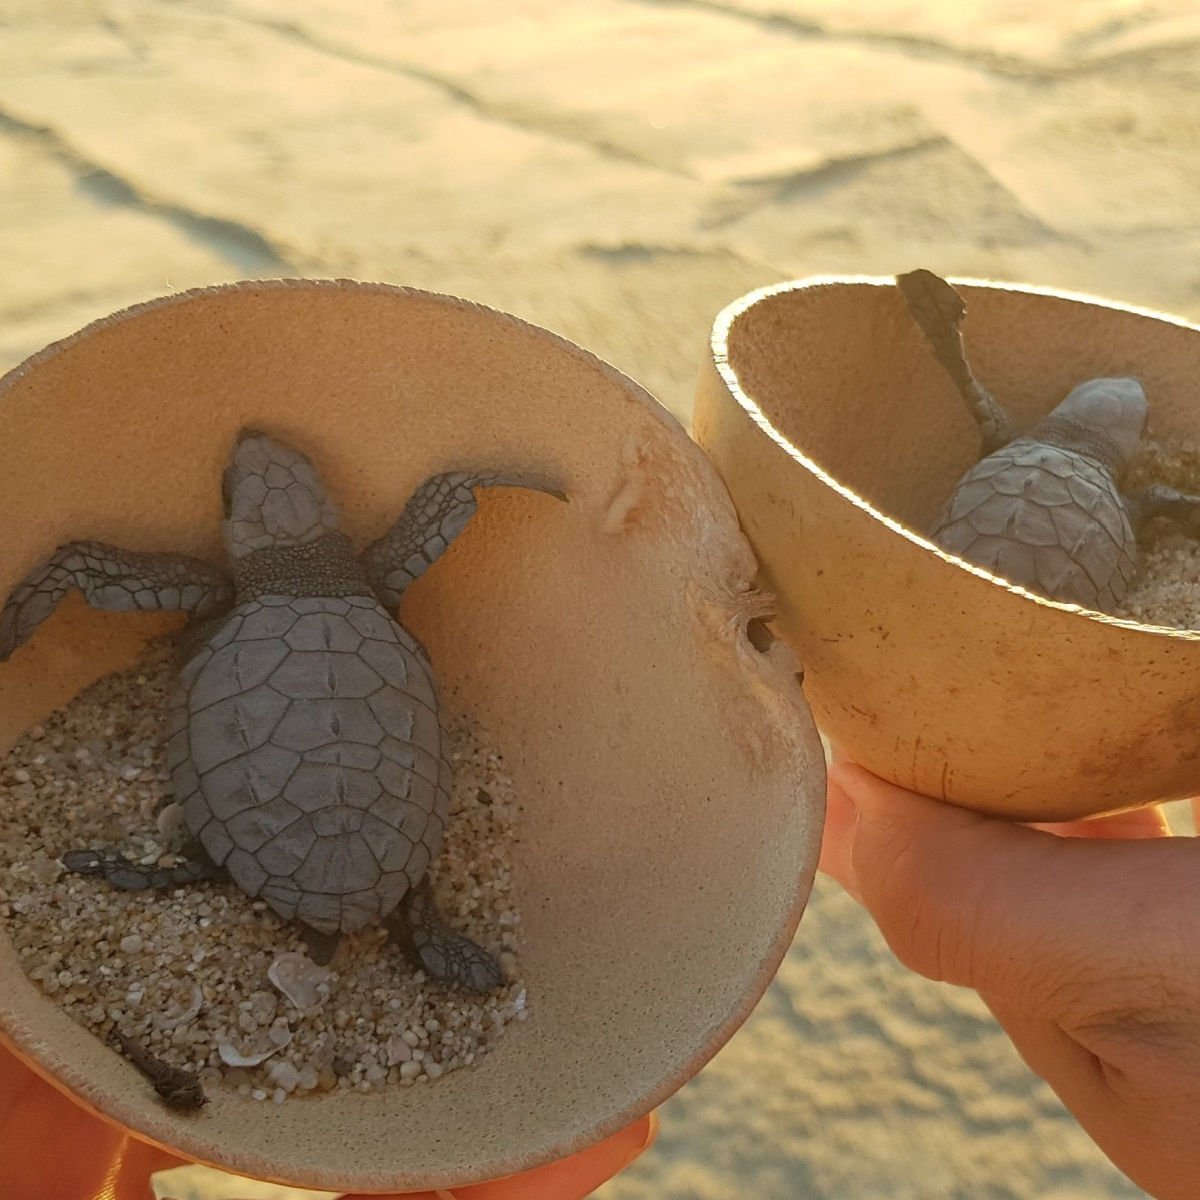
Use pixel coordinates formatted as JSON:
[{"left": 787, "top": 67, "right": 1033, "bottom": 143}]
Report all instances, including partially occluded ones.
[
  {"left": 696, "top": 274, "right": 1200, "bottom": 823},
  {"left": 0, "top": 281, "right": 825, "bottom": 1193}
]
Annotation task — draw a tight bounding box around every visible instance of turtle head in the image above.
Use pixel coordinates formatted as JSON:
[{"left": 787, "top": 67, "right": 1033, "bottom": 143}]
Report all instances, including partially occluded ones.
[
  {"left": 222, "top": 430, "right": 341, "bottom": 559},
  {"left": 1049, "top": 377, "right": 1147, "bottom": 470}
]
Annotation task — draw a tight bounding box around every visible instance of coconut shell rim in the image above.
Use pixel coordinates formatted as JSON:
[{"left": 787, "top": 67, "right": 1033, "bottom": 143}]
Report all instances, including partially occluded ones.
[
  {"left": 710, "top": 272, "right": 1200, "bottom": 642},
  {"left": 0, "top": 277, "right": 825, "bottom": 1192},
  {"left": 0, "top": 863, "right": 819, "bottom": 1194}
]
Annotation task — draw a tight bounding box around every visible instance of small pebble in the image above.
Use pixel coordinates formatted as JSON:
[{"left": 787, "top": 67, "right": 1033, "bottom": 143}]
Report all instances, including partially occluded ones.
[
  {"left": 118, "top": 934, "right": 143, "bottom": 955},
  {"left": 386, "top": 1035, "right": 412, "bottom": 1065},
  {"left": 269, "top": 1061, "right": 300, "bottom": 1092}
]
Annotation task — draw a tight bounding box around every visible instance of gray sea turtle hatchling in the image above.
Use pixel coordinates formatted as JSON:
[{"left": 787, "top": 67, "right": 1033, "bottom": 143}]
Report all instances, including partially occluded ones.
[
  {"left": 0, "top": 430, "right": 565, "bottom": 990},
  {"left": 896, "top": 269, "right": 1200, "bottom": 613}
]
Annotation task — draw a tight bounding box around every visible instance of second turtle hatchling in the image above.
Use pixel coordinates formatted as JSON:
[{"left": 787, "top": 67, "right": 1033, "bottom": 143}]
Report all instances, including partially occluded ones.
[
  {"left": 896, "top": 269, "right": 1200, "bottom": 613},
  {"left": 0, "top": 430, "right": 564, "bottom": 990}
]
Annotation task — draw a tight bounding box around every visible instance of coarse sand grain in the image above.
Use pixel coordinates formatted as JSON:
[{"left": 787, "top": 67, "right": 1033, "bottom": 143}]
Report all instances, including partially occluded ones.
[
  {"left": 0, "top": 636, "right": 527, "bottom": 1105},
  {"left": 1116, "top": 438, "right": 1200, "bottom": 630}
]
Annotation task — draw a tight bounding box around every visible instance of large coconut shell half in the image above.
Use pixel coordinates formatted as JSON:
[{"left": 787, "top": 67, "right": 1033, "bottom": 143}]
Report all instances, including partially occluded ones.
[
  {"left": 696, "top": 274, "right": 1200, "bottom": 822},
  {"left": 0, "top": 280, "right": 824, "bottom": 1193}
]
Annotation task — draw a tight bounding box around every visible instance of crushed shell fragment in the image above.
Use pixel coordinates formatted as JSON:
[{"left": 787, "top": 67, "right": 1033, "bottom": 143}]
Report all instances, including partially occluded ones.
[
  {"left": 218, "top": 1033, "right": 290, "bottom": 1068},
  {"left": 267, "top": 952, "right": 331, "bottom": 1010},
  {"left": 158, "top": 985, "right": 204, "bottom": 1030}
]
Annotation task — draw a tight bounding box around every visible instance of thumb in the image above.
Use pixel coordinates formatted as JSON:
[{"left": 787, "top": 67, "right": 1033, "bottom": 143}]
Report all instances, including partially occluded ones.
[{"left": 821, "top": 762, "right": 1195, "bottom": 1009}]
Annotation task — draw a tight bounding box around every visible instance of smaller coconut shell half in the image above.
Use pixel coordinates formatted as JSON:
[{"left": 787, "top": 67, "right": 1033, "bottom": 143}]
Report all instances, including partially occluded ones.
[
  {"left": 0, "top": 281, "right": 824, "bottom": 1192},
  {"left": 696, "top": 275, "right": 1200, "bottom": 822}
]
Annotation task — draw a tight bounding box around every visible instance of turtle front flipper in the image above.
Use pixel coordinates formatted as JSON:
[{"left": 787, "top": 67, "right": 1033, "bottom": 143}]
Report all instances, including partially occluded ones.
[
  {"left": 61, "top": 846, "right": 223, "bottom": 891},
  {"left": 896, "top": 268, "right": 1014, "bottom": 455},
  {"left": 386, "top": 877, "right": 504, "bottom": 992},
  {"left": 1127, "top": 484, "right": 1200, "bottom": 535},
  {"left": 363, "top": 472, "right": 566, "bottom": 608},
  {"left": 0, "top": 541, "right": 233, "bottom": 660}
]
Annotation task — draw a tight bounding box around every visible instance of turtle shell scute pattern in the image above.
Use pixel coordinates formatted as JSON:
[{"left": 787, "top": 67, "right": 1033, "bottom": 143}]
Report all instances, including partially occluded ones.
[
  {"left": 168, "top": 594, "right": 450, "bottom": 934},
  {"left": 930, "top": 438, "right": 1137, "bottom": 612}
]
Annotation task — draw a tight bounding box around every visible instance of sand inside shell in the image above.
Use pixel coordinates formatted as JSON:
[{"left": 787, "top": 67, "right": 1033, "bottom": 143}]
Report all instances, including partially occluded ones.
[
  {"left": 1114, "top": 438, "right": 1200, "bottom": 630},
  {"left": 0, "top": 638, "right": 527, "bottom": 1106},
  {"left": 929, "top": 435, "right": 1200, "bottom": 629}
]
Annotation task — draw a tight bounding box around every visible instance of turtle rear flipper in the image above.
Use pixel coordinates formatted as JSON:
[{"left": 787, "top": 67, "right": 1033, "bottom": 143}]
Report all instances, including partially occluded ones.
[
  {"left": 110, "top": 1032, "right": 207, "bottom": 1111},
  {"left": 62, "top": 846, "right": 223, "bottom": 890},
  {"left": 386, "top": 877, "right": 504, "bottom": 993}
]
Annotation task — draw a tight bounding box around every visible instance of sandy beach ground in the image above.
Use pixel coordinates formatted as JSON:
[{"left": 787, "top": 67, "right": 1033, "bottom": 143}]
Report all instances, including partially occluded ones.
[{"left": 3, "top": 2, "right": 1199, "bottom": 1196}]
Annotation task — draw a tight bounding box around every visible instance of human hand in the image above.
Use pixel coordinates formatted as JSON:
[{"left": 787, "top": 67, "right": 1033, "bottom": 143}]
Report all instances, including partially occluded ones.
[
  {"left": 0, "top": 1036, "right": 655, "bottom": 1200},
  {"left": 819, "top": 760, "right": 1200, "bottom": 1200}
]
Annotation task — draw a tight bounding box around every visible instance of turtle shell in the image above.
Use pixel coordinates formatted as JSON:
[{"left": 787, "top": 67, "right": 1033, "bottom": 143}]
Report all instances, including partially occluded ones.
[
  {"left": 930, "top": 437, "right": 1137, "bottom": 612},
  {"left": 165, "top": 593, "right": 448, "bottom": 934}
]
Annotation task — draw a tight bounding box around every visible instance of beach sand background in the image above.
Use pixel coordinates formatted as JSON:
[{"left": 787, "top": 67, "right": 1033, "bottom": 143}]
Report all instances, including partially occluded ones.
[{"left": 3, "top": 2, "right": 1198, "bottom": 1196}]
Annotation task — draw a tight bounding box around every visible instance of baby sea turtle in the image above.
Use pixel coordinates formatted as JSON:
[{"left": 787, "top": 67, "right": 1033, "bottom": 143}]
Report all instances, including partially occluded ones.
[
  {"left": 896, "top": 269, "right": 1200, "bottom": 612},
  {"left": 0, "top": 431, "right": 564, "bottom": 990}
]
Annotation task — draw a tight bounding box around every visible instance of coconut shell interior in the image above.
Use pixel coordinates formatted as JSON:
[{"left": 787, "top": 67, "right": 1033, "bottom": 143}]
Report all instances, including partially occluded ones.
[
  {"left": 0, "top": 281, "right": 824, "bottom": 1192},
  {"left": 696, "top": 276, "right": 1200, "bottom": 821}
]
